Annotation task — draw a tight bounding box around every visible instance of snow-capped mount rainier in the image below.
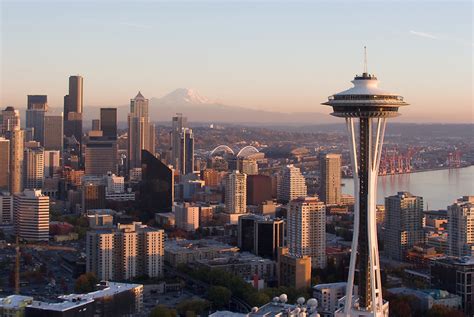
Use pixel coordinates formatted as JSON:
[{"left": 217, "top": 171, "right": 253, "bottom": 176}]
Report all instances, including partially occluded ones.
[
  {"left": 84, "top": 88, "right": 337, "bottom": 124},
  {"left": 158, "top": 88, "right": 211, "bottom": 105}
]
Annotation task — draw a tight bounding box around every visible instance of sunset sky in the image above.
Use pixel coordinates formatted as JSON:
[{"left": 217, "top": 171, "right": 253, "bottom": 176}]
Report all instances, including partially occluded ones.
[{"left": 1, "top": 1, "right": 472, "bottom": 123}]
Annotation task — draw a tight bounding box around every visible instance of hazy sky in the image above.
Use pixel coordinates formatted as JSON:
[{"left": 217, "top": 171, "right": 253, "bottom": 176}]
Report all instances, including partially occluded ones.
[{"left": 1, "top": 0, "right": 472, "bottom": 123}]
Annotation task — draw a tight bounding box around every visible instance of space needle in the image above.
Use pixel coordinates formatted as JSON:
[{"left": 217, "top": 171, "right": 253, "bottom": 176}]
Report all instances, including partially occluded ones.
[{"left": 322, "top": 49, "right": 408, "bottom": 317}]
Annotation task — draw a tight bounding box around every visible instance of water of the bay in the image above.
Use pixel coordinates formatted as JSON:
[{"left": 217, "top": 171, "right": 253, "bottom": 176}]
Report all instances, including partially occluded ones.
[{"left": 342, "top": 165, "right": 474, "bottom": 210}]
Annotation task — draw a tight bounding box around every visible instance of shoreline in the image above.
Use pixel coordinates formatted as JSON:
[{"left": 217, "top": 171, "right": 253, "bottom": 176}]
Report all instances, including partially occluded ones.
[{"left": 342, "top": 164, "right": 473, "bottom": 179}]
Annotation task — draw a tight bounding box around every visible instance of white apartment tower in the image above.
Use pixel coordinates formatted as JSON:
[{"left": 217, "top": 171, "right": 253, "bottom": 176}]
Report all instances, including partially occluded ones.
[
  {"left": 288, "top": 197, "right": 327, "bottom": 269},
  {"left": 448, "top": 196, "right": 474, "bottom": 257},
  {"left": 175, "top": 203, "right": 200, "bottom": 232},
  {"left": 86, "top": 222, "right": 164, "bottom": 281},
  {"left": 225, "top": 171, "right": 247, "bottom": 214},
  {"left": 14, "top": 189, "right": 49, "bottom": 242},
  {"left": 279, "top": 165, "right": 307, "bottom": 203}
]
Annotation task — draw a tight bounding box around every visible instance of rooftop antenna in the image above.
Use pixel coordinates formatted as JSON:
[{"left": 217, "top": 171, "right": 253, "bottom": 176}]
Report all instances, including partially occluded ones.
[{"left": 364, "top": 46, "right": 368, "bottom": 74}]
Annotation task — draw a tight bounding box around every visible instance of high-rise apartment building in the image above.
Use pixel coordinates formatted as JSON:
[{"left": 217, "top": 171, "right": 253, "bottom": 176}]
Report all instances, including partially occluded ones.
[
  {"left": 64, "top": 75, "right": 83, "bottom": 144},
  {"left": 170, "top": 114, "right": 187, "bottom": 171},
  {"left": 5, "top": 129, "right": 24, "bottom": 194},
  {"left": 279, "top": 165, "right": 307, "bottom": 203},
  {"left": 448, "top": 196, "right": 474, "bottom": 257},
  {"left": 14, "top": 189, "right": 49, "bottom": 242},
  {"left": 319, "top": 153, "right": 342, "bottom": 205},
  {"left": 0, "top": 138, "right": 10, "bottom": 191},
  {"left": 86, "top": 222, "right": 164, "bottom": 281},
  {"left": 288, "top": 197, "right": 326, "bottom": 268},
  {"left": 384, "top": 192, "right": 424, "bottom": 261},
  {"left": 175, "top": 203, "right": 200, "bottom": 232},
  {"left": 179, "top": 128, "right": 194, "bottom": 175},
  {"left": 238, "top": 158, "right": 258, "bottom": 175},
  {"left": 23, "top": 142, "right": 44, "bottom": 189},
  {"left": 0, "top": 192, "right": 13, "bottom": 225},
  {"left": 225, "top": 170, "right": 247, "bottom": 214},
  {"left": 43, "top": 113, "right": 63, "bottom": 151},
  {"left": 128, "top": 92, "right": 155, "bottom": 170},
  {"left": 100, "top": 108, "right": 117, "bottom": 139}
]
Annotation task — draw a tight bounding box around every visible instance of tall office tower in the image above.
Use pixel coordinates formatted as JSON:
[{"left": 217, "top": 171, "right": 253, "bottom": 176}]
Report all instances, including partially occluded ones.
[
  {"left": 448, "top": 196, "right": 474, "bottom": 257},
  {"left": 86, "top": 222, "right": 164, "bottom": 281},
  {"left": 0, "top": 138, "right": 10, "bottom": 191},
  {"left": 14, "top": 189, "right": 49, "bottom": 242},
  {"left": 237, "top": 214, "right": 285, "bottom": 260},
  {"left": 100, "top": 108, "right": 117, "bottom": 139},
  {"left": 384, "top": 192, "right": 424, "bottom": 261},
  {"left": 319, "top": 153, "right": 342, "bottom": 205},
  {"left": 178, "top": 128, "right": 194, "bottom": 175},
  {"left": 5, "top": 129, "right": 24, "bottom": 194},
  {"left": 287, "top": 197, "right": 327, "bottom": 269},
  {"left": 84, "top": 134, "right": 118, "bottom": 176},
  {"left": 323, "top": 61, "right": 409, "bottom": 316},
  {"left": 82, "top": 183, "right": 106, "bottom": 212},
  {"left": 26, "top": 95, "right": 48, "bottom": 144},
  {"left": 63, "top": 75, "right": 83, "bottom": 143},
  {"left": 140, "top": 150, "right": 174, "bottom": 214},
  {"left": 23, "top": 142, "right": 45, "bottom": 189},
  {"left": 175, "top": 202, "right": 200, "bottom": 232},
  {"left": 0, "top": 193, "right": 13, "bottom": 224},
  {"left": 44, "top": 150, "right": 61, "bottom": 178},
  {"left": 246, "top": 175, "right": 272, "bottom": 205},
  {"left": 128, "top": 92, "right": 155, "bottom": 170},
  {"left": 170, "top": 113, "right": 187, "bottom": 170},
  {"left": 1, "top": 106, "right": 20, "bottom": 134},
  {"left": 43, "top": 113, "right": 63, "bottom": 151},
  {"left": 225, "top": 170, "right": 247, "bottom": 214},
  {"left": 279, "top": 165, "right": 307, "bottom": 203}
]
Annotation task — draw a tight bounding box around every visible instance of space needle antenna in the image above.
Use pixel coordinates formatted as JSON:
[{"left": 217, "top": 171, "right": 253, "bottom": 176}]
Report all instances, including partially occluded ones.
[{"left": 364, "top": 46, "right": 368, "bottom": 74}]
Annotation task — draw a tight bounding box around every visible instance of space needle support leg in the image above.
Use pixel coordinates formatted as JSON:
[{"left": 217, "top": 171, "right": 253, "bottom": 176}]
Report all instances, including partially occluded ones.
[{"left": 344, "top": 117, "right": 359, "bottom": 315}]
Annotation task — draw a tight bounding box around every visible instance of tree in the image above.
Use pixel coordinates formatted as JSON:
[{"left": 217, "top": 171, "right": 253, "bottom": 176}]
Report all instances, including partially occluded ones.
[
  {"left": 208, "top": 286, "right": 231, "bottom": 309},
  {"left": 176, "top": 299, "right": 209, "bottom": 316},
  {"left": 426, "top": 305, "right": 464, "bottom": 317},
  {"left": 74, "top": 272, "right": 98, "bottom": 293},
  {"left": 150, "top": 305, "right": 177, "bottom": 317}
]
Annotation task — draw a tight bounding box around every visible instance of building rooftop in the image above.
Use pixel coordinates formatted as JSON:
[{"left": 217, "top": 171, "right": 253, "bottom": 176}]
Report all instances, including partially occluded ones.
[
  {"left": 313, "top": 282, "right": 347, "bottom": 290},
  {"left": 59, "top": 281, "right": 142, "bottom": 302},
  {"left": 28, "top": 298, "right": 94, "bottom": 312},
  {"left": 0, "top": 295, "right": 33, "bottom": 309}
]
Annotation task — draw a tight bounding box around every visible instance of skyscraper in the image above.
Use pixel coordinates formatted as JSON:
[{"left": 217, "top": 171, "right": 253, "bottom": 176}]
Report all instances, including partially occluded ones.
[
  {"left": 85, "top": 134, "right": 118, "bottom": 176},
  {"left": 279, "top": 165, "right": 307, "bottom": 203},
  {"left": 448, "top": 196, "right": 474, "bottom": 257},
  {"left": 14, "top": 189, "right": 49, "bottom": 242},
  {"left": 179, "top": 128, "right": 194, "bottom": 175},
  {"left": 23, "top": 142, "right": 44, "bottom": 189},
  {"left": 100, "top": 108, "right": 117, "bottom": 139},
  {"left": 1, "top": 106, "right": 20, "bottom": 134},
  {"left": 288, "top": 197, "right": 326, "bottom": 268},
  {"left": 5, "top": 129, "right": 24, "bottom": 194},
  {"left": 44, "top": 150, "right": 61, "bottom": 178},
  {"left": 128, "top": 92, "right": 155, "bottom": 170},
  {"left": 319, "top": 153, "right": 342, "bottom": 205},
  {"left": 82, "top": 183, "right": 106, "bottom": 212},
  {"left": 246, "top": 175, "right": 272, "bottom": 205},
  {"left": 139, "top": 150, "right": 174, "bottom": 215},
  {"left": 0, "top": 138, "right": 10, "bottom": 191},
  {"left": 43, "top": 113, "right": 63, "bottom": 151},
  {"left": 225, "top": 170, "right": 247, "bottom": 214},
  {"left": 63, "top": 75, "right": 83, "bottom": 143},
  {"left": 175, "top": 203, "right": 200, "bottom": 232},
  {"left": 170, "top": 113, "right": 187, "bottom": 171},
  {"left": 323, "top": 61, "right": 408, "bottom": 316},
  {"left": 384, "top": 192, "right": 424, "bottom": 261},
  {"left": 26, "top": 95, "right": 48, "bottom": 144}
]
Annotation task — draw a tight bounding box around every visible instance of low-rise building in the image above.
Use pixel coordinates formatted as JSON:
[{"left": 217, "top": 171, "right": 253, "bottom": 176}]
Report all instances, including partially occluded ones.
[
  {"left": 277, "top": 247, "right": 311, "bottom": 289},
  {"left": 388, "top": 287, "right": 461, "bottom": 311},
  {"left": 313, "top": 282, "right": 347, "bottom": 317}
]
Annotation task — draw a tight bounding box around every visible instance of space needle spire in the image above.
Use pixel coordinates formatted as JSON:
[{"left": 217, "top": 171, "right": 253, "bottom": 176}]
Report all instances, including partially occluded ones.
[{"left": 322, "top": 51, "right": 408, "bottom": 317}]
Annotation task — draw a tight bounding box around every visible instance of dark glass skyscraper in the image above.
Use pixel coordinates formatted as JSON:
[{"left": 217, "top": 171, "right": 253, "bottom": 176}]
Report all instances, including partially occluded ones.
[
  {"left": 139, "top": 150, "right": 174, "bottom": 216},
  {"left": 100, "top": 108, "right": 117, "bottom": 139},
  {"left": 64, "top": 76, "right": 83, "bottom": 144}
]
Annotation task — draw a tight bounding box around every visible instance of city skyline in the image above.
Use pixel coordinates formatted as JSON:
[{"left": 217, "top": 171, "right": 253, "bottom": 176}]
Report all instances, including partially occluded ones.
[{"left": 1, "top": 1, "right": 472, "bottom": 123}]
